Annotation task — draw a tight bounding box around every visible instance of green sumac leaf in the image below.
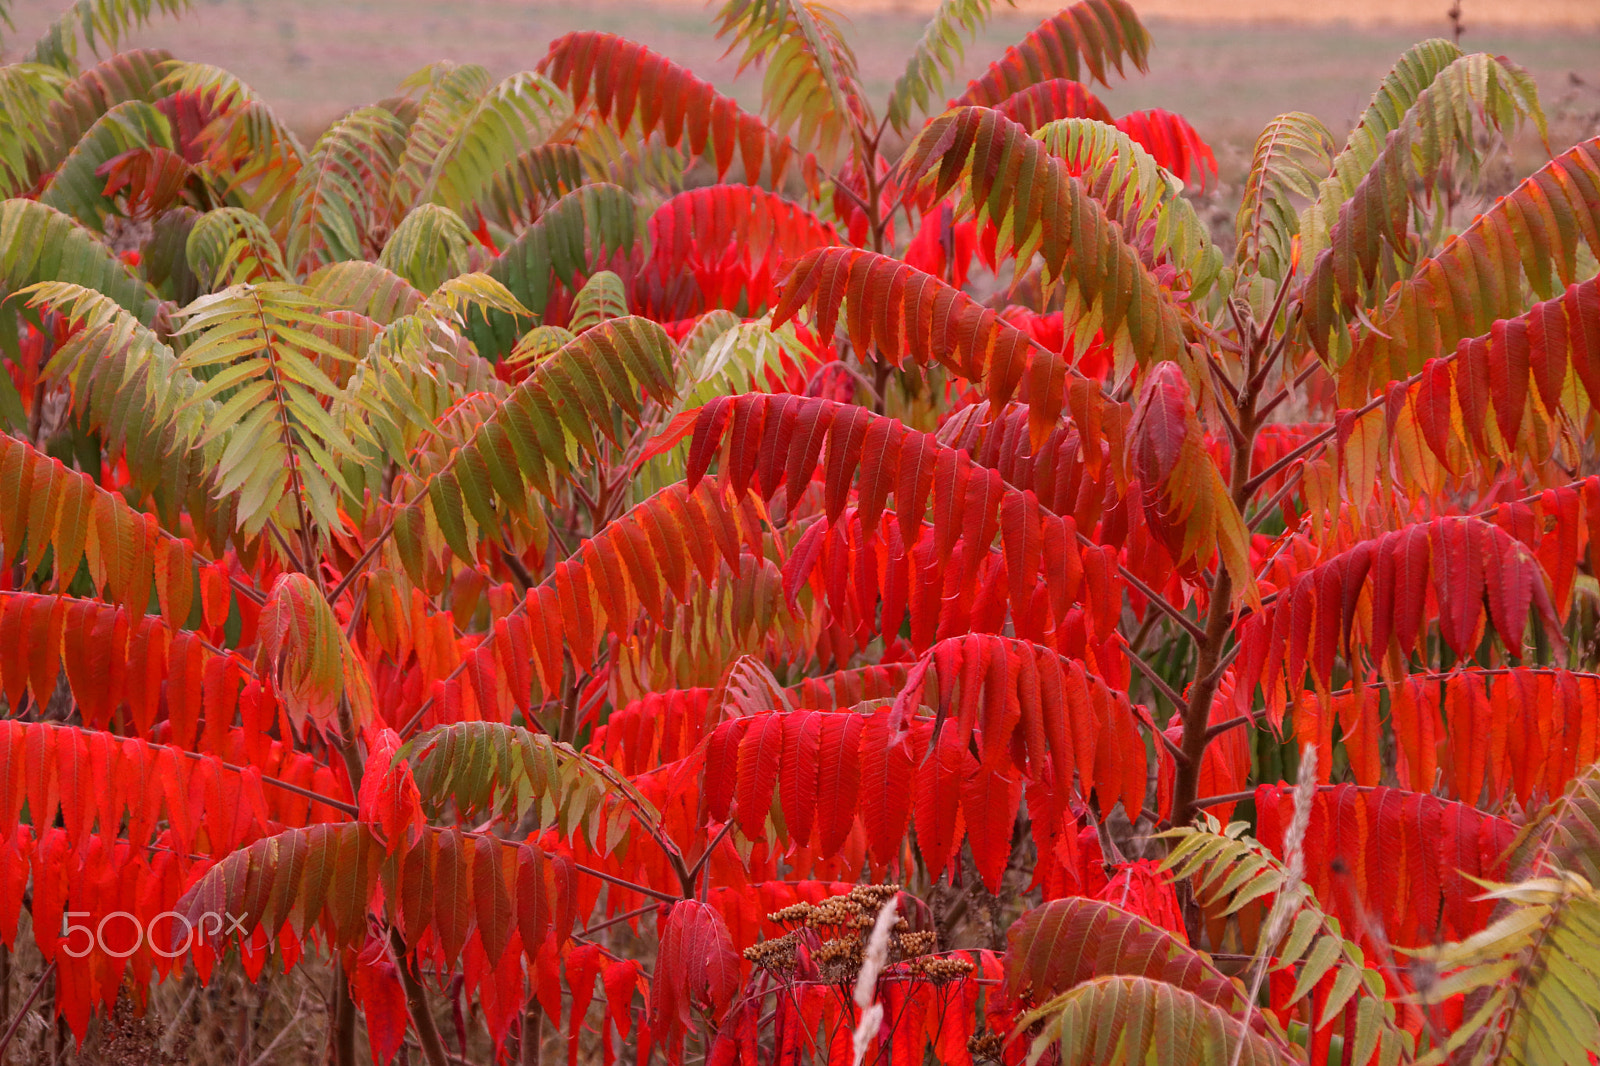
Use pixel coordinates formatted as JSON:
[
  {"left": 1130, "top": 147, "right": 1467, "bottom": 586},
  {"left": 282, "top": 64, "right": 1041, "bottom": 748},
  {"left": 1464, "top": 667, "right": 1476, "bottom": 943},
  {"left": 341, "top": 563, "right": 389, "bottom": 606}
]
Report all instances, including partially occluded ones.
[
  {"left": 0, "top": 199, "right": 159, "bottom": 325},
  {"left": 899, "top": 107, "right": 1190, "bottom": 375},
  {"left": 410, "top": 316, "right": 676, "bottom": 564},
  {"left": 468, "top": 183, "right": 641, "bottom": 360},
  {"left": 406, "top": 722, "right": 639, "bottom": 850}
]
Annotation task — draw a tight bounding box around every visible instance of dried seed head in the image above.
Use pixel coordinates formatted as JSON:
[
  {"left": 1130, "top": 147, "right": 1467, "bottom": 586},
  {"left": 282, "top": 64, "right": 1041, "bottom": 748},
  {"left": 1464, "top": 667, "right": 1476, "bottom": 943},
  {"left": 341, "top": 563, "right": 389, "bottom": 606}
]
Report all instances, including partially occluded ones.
[
  {"left": 906, "top": 955, "right": 973, "bottom": 983},
  {"left": 768, "top": 902, "right": 816, "bottom": 925},
  {"left": 849, "top": 883, "right": 900, "bottom": 908},
  {"left": 743, "top": 931, "right": 800, "bottom": 974},
  {"left": 815, "top": 937, "right": 861, "bottom": 964},
  {"left": 895, "top": 930, "right": 936, "bottom": 957},
  {"left": 969, "top": 1031, "right": 1004, "bottom": 1060},
  {"left": 815, "top": 935, "right": 866, "bottom": 985}
]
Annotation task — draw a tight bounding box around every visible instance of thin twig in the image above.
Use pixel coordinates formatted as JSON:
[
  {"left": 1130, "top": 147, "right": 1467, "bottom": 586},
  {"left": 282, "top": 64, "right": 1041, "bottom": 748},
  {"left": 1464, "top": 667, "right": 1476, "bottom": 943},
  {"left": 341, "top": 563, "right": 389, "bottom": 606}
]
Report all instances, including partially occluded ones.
[
  {"left": 1191, "top": 779, "right": 1396, "bottom": 810},
  {"left": 228, "top": 576, "right": 267, "bottom": 606},
  {"left": 1117, "top": 644, "right": 1192, "bottom": 766},
  {"left": 499, "top": 547, "right": 536, "bottom": 592},
  {"left": 1253, "top": 358, "right": 1323, "bottom": 423},
  {"left": 1246, "top": 280, "right": 1300, "bottom": 394},
  {"left": 572, "top": 748, "right": 695, "bottom": 891},
  {"left": 247, "top": 992, "right": 306, "bottom": 1066},
  {"left": 687, "top": 820, "right": 736, "bottom": 891},
  {"left": 1204, "top": 695, "right": 1267, "bottom": 741},
  {"left": 1107, "top": 551, "right": 1207, "bottom": 642},
  {"left": 327, "top": 517, "right": 397, "bottom": 604},
  {"left": 266, "top": 520, "right": 308, "bottom": 577},
  {"left": 570, "top": 861, "right": 681, "bottom": 903},
  {"left": 1121, "top": 639, "right": 1187, "bottom": 717},
  {"left": 1247, "top": 465, "right": 1305, "bottom": 531},
  {"left": 1226, "top": 297, "right": 1254, "bottom": 361},
  {"left": 175, "top": 748, "right": 358, "bottom": 815},
  {"left": 342, "top": 584, "right": 368, "bottom": 644},
  {"left": 1240, "top": 418, "right": 1345, "bottom": 499},
  {"left": 0, "top": 960, "right": 55, "bottom": 1059},
  {"left": 1205, "top": 347, "right": 1242, "bottom": 407},
  {"left": 569, "top": 933, "right": 652, "bottom": 980},
  {"left": 577, "top": 903, "right": 658, "bottom": 940}
]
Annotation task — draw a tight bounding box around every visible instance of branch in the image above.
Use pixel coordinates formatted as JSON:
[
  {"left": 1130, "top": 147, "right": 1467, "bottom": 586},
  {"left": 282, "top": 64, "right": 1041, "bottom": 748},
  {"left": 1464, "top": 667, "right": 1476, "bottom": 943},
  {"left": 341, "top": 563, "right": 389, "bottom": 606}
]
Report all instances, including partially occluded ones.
[
  {"left": 1246, "top": 343, "right": 1421, "bottom": 496},
  {"left": 389, "top": 926, "right": 449, "bottom": 1066},
  {"left": 247, "top": 992, "right": 306, "bottom": 1066},
  {"left": 1099, "top": 542, "right": 1206, "bottom": 642},
  {"left": 1256, "top": 321, "right": 1299, "bottom": 392},
  {"left": 1118, "top": 645, "right": 1190, "bottom": 767},
  {"left": 266, "top": 520, "right": 309, "bottom": 577},
  {"left": 1193, "top": 789, "right": 1256, "bottom": 809},
  {"left": 578, "top": 751, "right": 697, "bottom": 896},
  {"left": 1206, "top": 359, "right": 1246, "bottom": 448},
  {"left": 569, "top": 932, "right": 652, "bottom": 980},
  {"left": 1120, "top": 637, "right": 1185, "bottom": 713},
  {"left": 1245, "top": 279, "right": 1300, "bottom": 394},
  {"left": 328, "top": 516, "right": 397, "bottom": 604},
  {"left": 577, "top": 903, "right": 657, "bottom": 939},
  {"left": 1199, "top": 641, "right": 1242, "bottom": 689},
  {"left": 567, "top": 478, "right": 599, "bottom": 524},
  {"left": 499, "top": 547, "right": 536, "bottom": 592},
  {"left": 343, "top": 584, "right": 368, "bottom": 643},
  {"left": 1247, "top": 465, "right": 1305, "bottom": 531},
  {"left": 1226, "top": 296, "right": 1254, "bottom": 358},
  {"left": 687, "top": 819, "right": 736, "bottom": 890},
  {"left": 229, "top": 575, "right": 266, "bottom": 606},
  {"left": 1204, "top": 346, "right": 1241, "bottom": 408},
  {"left": 0, "top": 960, "right": 53, "bottom": 1059},
  {"left": 1239, "top": 420, "right": 1340, "bottom": 499},
  {"left": 1253, "top": 358, "right": 1323, "bottom": 422},
  {"left": 1194, "top": 781, "right": 1389, "bottom": 810},
  {"left": 570, "top": 860, "right": 681, "bottom": 903},
  {"left": 1204, "top": 707, "right": 1265, "bottom": 739},
  {"left": 176, "top": 748, "right": 358, "bottom": 815},
  {"left": 1146, "top": 711, "right": 1191, "bottom": 768}
]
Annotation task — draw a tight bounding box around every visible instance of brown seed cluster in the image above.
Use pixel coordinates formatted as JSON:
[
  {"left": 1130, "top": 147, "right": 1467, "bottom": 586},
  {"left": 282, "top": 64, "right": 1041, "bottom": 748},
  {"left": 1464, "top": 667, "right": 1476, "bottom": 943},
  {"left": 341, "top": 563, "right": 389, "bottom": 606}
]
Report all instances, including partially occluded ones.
[
  {"left": 969, "top": 1031, "right": 1005, "bottom": 1060},
  {"left": 764, "top": 884, "right": 903, "bottom": 936},
  {"left": 767, "top": 902, "right": 816, "bottom": 924},
  {"left": 813, "top": 932, "right": 868, "bottom": 983},
  {"left": 905, "top": 954, "right": 976, "bottom": 984},
  {"left": 744, "top": 884, "right": 962, "bottom": 987},
  {"left": 846, "top": 884, "right": 900, "bottom": 908},
  {"left": 742, "top": 930, "right": 800, "bottom": 974}
]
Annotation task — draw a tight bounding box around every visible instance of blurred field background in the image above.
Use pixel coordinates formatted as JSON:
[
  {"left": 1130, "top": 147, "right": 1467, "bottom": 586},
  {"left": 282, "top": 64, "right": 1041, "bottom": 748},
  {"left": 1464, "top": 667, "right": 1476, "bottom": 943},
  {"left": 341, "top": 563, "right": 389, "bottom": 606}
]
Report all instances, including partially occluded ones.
[{"left": 2, "top": 0, "right": 1596, "bottom": 180}]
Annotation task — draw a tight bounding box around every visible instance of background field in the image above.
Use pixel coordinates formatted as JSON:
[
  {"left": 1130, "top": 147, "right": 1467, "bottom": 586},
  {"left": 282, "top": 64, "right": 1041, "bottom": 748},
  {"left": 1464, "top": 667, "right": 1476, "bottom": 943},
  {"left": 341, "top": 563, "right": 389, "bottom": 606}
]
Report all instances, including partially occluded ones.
[{"left": 2, "top": 0, "right": 1597, "bottom": 181}]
